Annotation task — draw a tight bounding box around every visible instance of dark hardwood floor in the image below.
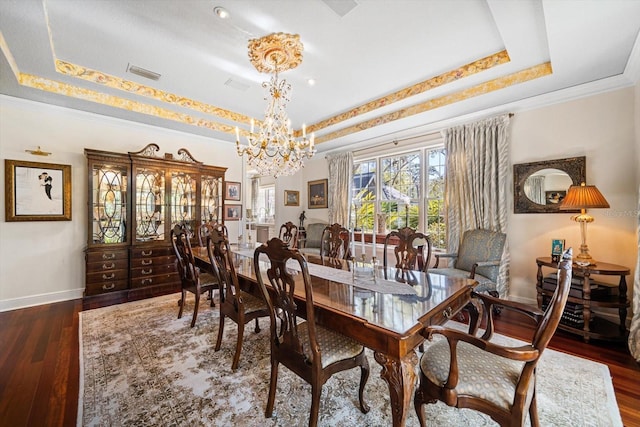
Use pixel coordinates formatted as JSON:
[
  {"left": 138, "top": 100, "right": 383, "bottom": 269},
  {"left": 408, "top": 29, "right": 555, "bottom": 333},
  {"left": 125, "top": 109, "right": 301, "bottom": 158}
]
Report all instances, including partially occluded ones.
[{"left": 1, "top": 298, "right": 638, "bottom": 426}]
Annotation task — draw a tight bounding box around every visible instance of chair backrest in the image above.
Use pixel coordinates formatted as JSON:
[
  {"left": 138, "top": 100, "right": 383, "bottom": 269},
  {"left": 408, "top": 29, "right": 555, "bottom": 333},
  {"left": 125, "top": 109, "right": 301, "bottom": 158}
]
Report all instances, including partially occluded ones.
[
  {"left": 198, "top": 221, "right": 228, "bottom": 247},
  {"left": 455, "top": 229, "right": 506, "bottom": 282},
  {"left": 278, "top": 221, "right": 299, "bottom": 248},
  {"left": 171, "top": 224, "right": 199, "bottom": 286},
  {"left": 206, "top": 226, "right": 239, "bottom": 305},
  {"left": 304, "top": 222, "right": 328, "bottom": 249},
  {"left": 383, "top": 227, "right": 432, "bottom": 272},
  {"left": 320, "top": 223, "right": 351, "bottom": 260},
  {"left": 254, "top": 238, "right": 322, "bottom": 365}
]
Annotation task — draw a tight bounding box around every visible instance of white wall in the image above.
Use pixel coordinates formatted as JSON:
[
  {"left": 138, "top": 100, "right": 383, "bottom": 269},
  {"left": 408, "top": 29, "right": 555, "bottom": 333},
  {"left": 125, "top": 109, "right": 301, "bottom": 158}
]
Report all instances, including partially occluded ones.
[
  {"left": 509, "top": 88, "right": 637, "bottom": 305},
  {"left": 0, "top": 95, "right": 242, "bottom": 310}
]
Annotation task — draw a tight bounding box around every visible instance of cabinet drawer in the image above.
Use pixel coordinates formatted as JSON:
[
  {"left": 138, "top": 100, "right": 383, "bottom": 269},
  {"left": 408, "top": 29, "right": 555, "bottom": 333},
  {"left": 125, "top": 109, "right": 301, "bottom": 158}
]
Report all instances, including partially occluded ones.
[
  {"left": 86, "top": 258, "right": 129, "bottom": 274},
  {"left": 131, "top": 263, "right": 177, "bottom": 278},
  {"left": 131, "top": 246, "right": 174, "bottom": 258},
  {"left": 87, "top": 268, "right": 129, "bottom": 284},
  {"left": 85, "top": 279, "right": 129, "bottom": 296},
  {"left": 130, "top": 272, "right": 180, "bottom": 288},
  {"left": 422, "top": 288, "right": 472, "bottom": 327},
  {"left": 130, "top": 255, "right": 175, "bottom": 268},
  {"left": 86, "top": 249, "right": 128, "bottom": 263}
]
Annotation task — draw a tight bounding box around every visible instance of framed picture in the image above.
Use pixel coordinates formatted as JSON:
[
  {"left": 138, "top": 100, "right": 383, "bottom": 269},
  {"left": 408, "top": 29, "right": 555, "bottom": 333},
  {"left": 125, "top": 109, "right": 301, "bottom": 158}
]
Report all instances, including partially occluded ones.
[
  {"left": 308, "top": 179, "right": 328, "bottom": 209},
  {"left": 4, "top": 159, "right": 72, "bottom": 221},
  {"left": 551, "top": 238, "right": 565, "bottom": 262},
  {"left": 284, "top": 190, "right": 300, "bottom": 206},
  {"left": 223, "top": 204, "right": 242, "bottom": 221},
  {"left": 224, "top": 181, "right": 241, "bottom": 201}
]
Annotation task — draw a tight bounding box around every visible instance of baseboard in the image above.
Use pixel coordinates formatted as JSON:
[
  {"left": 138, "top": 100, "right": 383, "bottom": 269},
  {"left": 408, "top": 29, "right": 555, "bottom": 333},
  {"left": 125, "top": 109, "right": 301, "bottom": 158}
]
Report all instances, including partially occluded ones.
[{"left": 0, "top": 288, "right": 84, "bottom": 312}]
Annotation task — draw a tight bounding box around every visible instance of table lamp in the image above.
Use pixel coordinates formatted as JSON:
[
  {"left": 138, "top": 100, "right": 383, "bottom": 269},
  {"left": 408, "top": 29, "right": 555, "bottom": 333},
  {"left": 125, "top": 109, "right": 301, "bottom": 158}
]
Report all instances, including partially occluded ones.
[{"left": 559, "top": 182, "right": 609, "bottom": 264}]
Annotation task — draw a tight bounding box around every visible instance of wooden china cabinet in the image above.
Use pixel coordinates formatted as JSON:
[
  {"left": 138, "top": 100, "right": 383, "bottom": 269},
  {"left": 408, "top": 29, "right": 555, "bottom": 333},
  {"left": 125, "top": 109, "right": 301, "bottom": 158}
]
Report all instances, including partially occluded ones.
[{"left": 84, "top": 144, "right": 226, "bottom": 307}]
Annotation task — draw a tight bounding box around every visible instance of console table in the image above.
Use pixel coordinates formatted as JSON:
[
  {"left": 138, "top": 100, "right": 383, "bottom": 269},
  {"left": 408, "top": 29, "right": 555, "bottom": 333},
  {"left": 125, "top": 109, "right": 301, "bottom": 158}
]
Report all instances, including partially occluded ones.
[{"left": 535, "top": 257, "right": 630, "bottom": 343}]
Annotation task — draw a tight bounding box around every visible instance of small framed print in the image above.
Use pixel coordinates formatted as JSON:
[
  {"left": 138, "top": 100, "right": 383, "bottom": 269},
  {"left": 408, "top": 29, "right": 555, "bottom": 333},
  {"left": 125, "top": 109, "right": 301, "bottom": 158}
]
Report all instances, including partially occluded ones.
[
  {"left": 284, "top": 190, "right": 300, "bottom": 207},
  {"left": 224, "top": 204, "right": 242, "bottom": 221},
  {"left": 224, "top": 181, "right": 241, "bottom": 201},
  {"left": 5, "top": 159, "right": 72, "bottom": 221},
  {"left": 308, "top": 179, "right": 328, "bottom": 209},
  {"left": 551, "top": 238, "right": 565, "bottom": 262}
]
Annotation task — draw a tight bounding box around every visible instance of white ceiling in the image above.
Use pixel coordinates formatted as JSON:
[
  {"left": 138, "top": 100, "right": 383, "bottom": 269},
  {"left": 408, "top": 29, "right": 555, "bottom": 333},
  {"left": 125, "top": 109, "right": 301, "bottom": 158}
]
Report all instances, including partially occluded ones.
[{"left": 1, "top": 0, "right": 639, "bottom": 153}]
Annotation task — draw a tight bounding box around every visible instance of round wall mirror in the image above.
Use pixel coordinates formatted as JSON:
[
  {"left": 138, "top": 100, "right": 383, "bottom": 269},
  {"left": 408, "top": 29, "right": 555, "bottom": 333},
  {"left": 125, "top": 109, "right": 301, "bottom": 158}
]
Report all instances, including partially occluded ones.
[{"left": 513, "top": 157, "right": 586, "bottom": 213}]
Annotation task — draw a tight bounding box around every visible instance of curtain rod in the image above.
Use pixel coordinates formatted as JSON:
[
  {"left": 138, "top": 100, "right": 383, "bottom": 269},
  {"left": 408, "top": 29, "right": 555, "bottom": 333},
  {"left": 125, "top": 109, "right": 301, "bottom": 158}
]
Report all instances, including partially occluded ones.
[{"left": 325, "top": 112, "right": 515, "bottom": 158}]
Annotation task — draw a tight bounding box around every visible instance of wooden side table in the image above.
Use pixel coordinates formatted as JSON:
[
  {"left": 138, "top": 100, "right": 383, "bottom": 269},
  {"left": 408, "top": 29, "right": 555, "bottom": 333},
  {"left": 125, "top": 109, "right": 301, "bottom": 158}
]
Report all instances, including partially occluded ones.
[{"left": 535, "top": 257, "right": 630, "bottom": 343}]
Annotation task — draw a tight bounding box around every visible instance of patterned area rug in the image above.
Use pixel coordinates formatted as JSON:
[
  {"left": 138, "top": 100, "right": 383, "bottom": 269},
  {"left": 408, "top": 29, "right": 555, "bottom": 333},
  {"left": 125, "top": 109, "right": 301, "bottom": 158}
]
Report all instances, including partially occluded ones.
[{"left": 78, "top": 293, "right": 622, "bottom": 426}]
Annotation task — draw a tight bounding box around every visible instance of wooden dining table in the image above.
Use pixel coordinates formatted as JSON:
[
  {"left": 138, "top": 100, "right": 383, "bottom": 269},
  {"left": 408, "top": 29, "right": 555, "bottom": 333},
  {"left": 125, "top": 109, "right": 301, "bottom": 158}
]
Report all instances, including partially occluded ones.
[{"left": 192, "top": 245, "right": 478, "bottom": 427}]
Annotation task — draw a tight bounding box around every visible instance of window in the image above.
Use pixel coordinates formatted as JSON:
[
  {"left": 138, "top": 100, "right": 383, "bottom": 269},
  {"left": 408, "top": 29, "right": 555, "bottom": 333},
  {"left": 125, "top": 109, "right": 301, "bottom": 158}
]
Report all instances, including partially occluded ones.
[
  {"left": 256, "top": 185, "right": 275, "bottom": 223},
  {"left": 351, "top": 145, "right": 446, "bottom": 249}
]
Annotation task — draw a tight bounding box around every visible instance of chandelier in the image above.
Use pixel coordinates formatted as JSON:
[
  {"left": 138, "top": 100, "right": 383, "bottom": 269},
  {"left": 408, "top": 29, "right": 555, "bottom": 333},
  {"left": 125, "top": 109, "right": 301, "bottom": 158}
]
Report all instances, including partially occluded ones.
[{"left": 235, "top": 33, "right": 316, "bottom": 178}]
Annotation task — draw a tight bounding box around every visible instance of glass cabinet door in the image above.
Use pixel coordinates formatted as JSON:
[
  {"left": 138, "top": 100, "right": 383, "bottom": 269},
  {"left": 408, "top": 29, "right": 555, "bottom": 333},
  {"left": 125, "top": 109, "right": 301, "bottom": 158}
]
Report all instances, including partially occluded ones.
[
  {"left": 135, "top": 167, "right": 165, "bottom": 242},
  {"left": 91, "top": 164, "right": 127, "bottom": 244},
  {"left": 170, "top": 171, "right": 197, "bottom": 232},
  {"left": 201, "top": 175, "right": 222, "bottom": 223}
]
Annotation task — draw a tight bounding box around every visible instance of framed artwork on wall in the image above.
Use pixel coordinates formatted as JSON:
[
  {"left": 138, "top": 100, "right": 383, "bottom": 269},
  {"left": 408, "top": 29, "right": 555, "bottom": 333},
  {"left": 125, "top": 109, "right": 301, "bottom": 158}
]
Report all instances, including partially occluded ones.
[
  {"left": 224, "top": 181, "right": 241, "bottom": 201},
  {"left": 308, "top": 179, "right": 328, "bottom": 209},
  {"left": 4, "top": 159, "right": 72, "bottom": 221},
  {"left": 224, "top": 204, "right": 242, "bottom": 221},
  {"left": 284, "top": 190, "right": 300, "bottom": 206}
]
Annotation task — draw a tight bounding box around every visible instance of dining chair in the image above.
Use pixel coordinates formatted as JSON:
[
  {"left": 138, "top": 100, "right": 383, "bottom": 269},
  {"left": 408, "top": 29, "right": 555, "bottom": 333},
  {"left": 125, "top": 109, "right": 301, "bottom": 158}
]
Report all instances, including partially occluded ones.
[
  {"left": 414, "top": 248, "right": 573, "bottom": 427},
  {"left": 383, "top": 227, "right": 432, "bottom": 281},
  {"left": 278, "top": 221, "right": 299, "bottom": 248},
  {"left": 170, "top": 224, "right": 218, "bottom": 327},
  {"left": 254, "top": 238, "right": 370, "bottom": 427},
  {"left": 206, "top": 227, "right": 269, "bottom": 371},
  {"left": 429, "top": 229, "right": 507, "bottom": 297},
  {"left": 198, "top": 221, "right": 228, "bottom": 247},
  {"left": 320, "top": 223, "right": 351, "bottom": 261}
]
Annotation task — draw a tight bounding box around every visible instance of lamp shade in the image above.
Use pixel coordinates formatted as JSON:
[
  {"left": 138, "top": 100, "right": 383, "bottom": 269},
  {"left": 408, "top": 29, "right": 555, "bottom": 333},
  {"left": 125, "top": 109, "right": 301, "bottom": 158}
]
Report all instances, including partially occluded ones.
[{"left": 559, "top": 183, "right": 610, "bottom": 210}]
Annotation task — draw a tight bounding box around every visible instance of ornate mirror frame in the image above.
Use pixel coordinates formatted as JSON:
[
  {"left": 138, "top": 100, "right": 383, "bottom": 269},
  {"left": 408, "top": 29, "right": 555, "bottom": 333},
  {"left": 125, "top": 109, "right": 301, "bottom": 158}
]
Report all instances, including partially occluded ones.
[{"left": 513, "top": 156, "right": 586, "bottom": 213}]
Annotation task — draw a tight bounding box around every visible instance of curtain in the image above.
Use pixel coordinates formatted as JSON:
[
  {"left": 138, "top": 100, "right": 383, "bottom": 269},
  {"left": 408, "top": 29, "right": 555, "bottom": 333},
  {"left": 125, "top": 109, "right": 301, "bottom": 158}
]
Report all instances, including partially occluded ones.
[
  {"left": 524, "top": 175, "right": 546, "bottom": 205},
  {"left": 250, "top": 177, "right": 259, "bottom": 217},
  {"left": 443, "top": 114, "right": 511, "bottom": 297},
  {"left": 629, "top": 184, "right": 640, "bottom": 361},
  {"left": 327, "top": 152, "right": 353, "bottom": 226}
]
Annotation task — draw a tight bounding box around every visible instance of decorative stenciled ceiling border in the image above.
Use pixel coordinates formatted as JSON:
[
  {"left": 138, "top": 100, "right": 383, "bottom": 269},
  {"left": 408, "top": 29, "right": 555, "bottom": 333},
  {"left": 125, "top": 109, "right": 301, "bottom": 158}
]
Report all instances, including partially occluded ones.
[
  {"left": 306, "top": 50, "right": 510, "bottom": 134},
  {"left": 315, "top": 62, "right": 553, "bottom": 144}
]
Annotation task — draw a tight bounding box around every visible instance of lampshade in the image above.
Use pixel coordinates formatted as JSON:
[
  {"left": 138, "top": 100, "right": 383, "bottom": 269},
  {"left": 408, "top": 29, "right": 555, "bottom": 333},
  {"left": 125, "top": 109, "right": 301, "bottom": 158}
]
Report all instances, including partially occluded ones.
[{"left": 560, "top": 183, "right": 610, "bottom": 210}]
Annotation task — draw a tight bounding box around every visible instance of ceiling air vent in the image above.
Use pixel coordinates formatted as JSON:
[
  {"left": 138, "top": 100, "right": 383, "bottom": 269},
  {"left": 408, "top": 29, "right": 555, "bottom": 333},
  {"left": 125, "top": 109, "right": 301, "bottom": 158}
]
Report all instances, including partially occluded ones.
[
  {"left": 126, "top": 64, "right": 161, "bottom": 81},
  {"left": 224, "top": 78, "right": 250, "bottom": 92},
  {"left": 321, "top": 0, "right": 358, "bottom": 17}
]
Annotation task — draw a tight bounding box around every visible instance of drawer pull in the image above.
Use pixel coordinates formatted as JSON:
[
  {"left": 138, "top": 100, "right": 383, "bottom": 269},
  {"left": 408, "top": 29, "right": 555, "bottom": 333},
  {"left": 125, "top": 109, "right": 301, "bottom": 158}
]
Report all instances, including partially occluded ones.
[
  {"left": 102, "top": 283, "right": 116, "bottom": 291},
  {"left": 102, "top": 253, "right": 116, "bottom": 260},
  {"left": 141, "top": 259, "right": 153, "bottom": 266},
  {"left": 141, "top": 250, "right": 153, "bottom": 256},
  {"left": 442, "top": 307, "right": 453, "bottom": 319},
  {"left": 142, "top": 278, "right": 153, "bottom": 286},
  {"left": 141, "top": 268, "right": 153, "bottom": 275},
  {"left": 102, "top": 263, "right": 116, "bottom": 270},
  {"left": 102, "top": 273, "right": 115, "bottom": 280}
]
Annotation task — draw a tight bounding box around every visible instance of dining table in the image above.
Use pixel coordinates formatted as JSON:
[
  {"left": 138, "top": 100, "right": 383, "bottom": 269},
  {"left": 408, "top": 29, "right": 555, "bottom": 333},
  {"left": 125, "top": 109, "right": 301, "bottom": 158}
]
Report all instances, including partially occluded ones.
[{"left": 192, "top": 244, "right": 478, "bottom": 427}]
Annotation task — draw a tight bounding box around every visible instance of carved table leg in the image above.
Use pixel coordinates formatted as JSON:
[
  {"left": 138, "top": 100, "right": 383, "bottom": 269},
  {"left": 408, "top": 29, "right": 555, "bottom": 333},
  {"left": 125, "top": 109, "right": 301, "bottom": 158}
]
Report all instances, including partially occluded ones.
[{"left": 374, "top": 350, "right": 418, "bottom": 427}]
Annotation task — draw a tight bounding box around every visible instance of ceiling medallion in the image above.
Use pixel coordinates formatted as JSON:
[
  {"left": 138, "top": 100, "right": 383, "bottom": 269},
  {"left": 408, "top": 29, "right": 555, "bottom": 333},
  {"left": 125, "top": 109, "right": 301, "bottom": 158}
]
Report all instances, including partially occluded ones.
[{"left": 237, "top": 33, "right": 315, "bottom": 178}]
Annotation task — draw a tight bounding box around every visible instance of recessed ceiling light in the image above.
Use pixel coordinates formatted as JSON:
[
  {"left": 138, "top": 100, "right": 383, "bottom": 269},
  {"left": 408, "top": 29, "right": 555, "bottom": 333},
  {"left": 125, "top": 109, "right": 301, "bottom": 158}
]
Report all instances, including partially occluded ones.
[
  {"left": 307, "top": 78, "right": 316, "bottom": 86},
  {"left": 213, "top": 6, "right": 229, "bottom": 19}
]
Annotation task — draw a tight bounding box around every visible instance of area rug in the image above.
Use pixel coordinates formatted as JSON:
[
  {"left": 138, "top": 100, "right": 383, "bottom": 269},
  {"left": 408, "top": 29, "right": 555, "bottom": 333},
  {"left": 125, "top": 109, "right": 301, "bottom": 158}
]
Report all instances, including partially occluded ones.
[{"left": 78, "top": 293, "right": 622, "bottom": 426}]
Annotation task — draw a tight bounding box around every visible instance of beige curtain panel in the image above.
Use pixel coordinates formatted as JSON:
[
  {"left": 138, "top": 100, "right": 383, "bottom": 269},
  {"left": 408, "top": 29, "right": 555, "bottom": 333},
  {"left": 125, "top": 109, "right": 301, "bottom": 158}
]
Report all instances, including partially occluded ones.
[
  {"left": 443, "top": 114, "right": 511, "bottom": 297},
  {"left": 629, "top": 184, "right": 640, "bottom": 361},
  {"left": 327, "top": 152, "right": 353, "bottom": 226}
]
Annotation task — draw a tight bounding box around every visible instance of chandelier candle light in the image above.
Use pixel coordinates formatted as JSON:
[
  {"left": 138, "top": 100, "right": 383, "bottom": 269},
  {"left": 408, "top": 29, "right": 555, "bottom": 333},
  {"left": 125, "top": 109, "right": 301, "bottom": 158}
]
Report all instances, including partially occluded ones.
[
  {"left": 236, "top": 33, "right": 316, "bottom": 178},
  {"left": 559, "top": 182, "right": 610, "bottom": 265}
]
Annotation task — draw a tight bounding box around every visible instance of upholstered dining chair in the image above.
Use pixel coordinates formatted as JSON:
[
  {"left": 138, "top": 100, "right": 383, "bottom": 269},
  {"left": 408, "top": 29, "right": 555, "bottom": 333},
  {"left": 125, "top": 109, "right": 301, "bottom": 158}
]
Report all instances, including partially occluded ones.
[
  {"left": 383, "top": 227, "right": 432, "bottom": 281},
  {"left": 414, "top": 248, "right": 573, "bottom": 427},
  {"left": 320, "top": 223, "right": 351, "bottom": 261},
  {"left": 206, "top": 227, "right": 269, "bottom": 371},
  {"left": 198, "top": 221, "right": 228, "bottom": 247},
  {"left": 171, "top": 224, "right": 218, "bottom": 327},
  {"left": 278, "top": 221, "right": 299, "bottom": 248},
  {"left": 254, "top": 238, "right": 370, "bottom": 427},
  {"left": 429, "top": 229, "right": 507, "bottom": 297}
]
